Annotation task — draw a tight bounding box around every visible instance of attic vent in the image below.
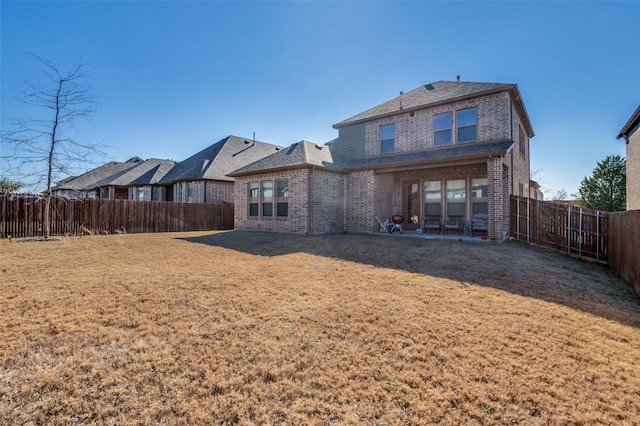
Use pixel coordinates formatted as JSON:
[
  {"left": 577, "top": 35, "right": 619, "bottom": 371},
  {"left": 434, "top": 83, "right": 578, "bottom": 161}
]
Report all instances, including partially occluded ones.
[{"left": 425, "top": 84, "right": 435, "bottom": 91}]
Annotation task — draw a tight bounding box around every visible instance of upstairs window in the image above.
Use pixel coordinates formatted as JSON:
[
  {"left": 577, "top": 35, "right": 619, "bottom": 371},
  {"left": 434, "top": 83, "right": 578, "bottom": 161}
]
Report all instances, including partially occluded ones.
[
  {"left": 519, "top": 126, "right": 526, "bottom": 156},
  {"left": 457, "top": 108, "right": 477, "bottom": 142},
  {"left": 380, "top": 124, "right": 395, "bottom": 153},
  {"left": 434, "top": 113, "right": 452, "bottom": 145}
]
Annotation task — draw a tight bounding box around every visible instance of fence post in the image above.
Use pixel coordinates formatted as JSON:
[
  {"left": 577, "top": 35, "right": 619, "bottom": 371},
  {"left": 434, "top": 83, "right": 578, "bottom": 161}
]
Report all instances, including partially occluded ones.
[
  {"left": 567, "top": 206, "right": 571, "bottom": 255},
  {"left": 596, "top": 210, "right": 600, "bottom": 261},
  {"left": 578, "top": 208, "right": 583, "bottom": 257},
  {"left": 527, "top": 197, "right": 531, "bottom": 243},
  {"left": 516, "top": 196, "right": 521, "bottom": 240}
]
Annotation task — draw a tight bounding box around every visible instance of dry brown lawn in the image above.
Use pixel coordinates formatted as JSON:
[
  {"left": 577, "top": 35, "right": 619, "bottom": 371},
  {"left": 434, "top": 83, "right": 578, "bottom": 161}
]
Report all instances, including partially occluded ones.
[{"left": 1, "top": 231, "right": 639, "bottom": 425}]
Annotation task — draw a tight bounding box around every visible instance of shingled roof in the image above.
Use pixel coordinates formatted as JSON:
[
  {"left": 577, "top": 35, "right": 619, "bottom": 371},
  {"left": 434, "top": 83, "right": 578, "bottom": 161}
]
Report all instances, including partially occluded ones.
[
  {"left": 53, "top": 157, "right": 144, "bottom": 191},
  {"left": 617, "top": 105, "right": 640, "bottom": 142},
  {"left": 159, "top": 135, "right": 281, "bottom": 183},
  {"left": 110, "top": 158, "right": 177, "bottom": 186},
  {"left": 334, "top": 80, "right": 534, "bottom": 137},
  {"left": 228, "top": 141, "right": 343, "bottom": 177}
]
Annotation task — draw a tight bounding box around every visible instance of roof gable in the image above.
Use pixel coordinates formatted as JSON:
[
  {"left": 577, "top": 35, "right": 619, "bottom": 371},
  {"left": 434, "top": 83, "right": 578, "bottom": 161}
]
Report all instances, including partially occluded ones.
[
  {"left": 159, "top": 135, "right": 281, "bottom": 183},
  {"left": 333, "top": 80, "right": 534, "bottom": 137},
  {"left": 53, "top": 157, "right": 144, "bottom": 191},
  {"left": 617, "top": 105, "right": 640, "bottom": 141},
  {"left": 228, "top": 141, "right": 341, "bottom": 177}
]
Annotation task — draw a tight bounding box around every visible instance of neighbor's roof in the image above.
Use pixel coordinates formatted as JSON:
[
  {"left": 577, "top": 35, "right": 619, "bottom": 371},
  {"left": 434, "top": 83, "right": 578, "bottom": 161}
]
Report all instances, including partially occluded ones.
[
  {"left": 53, "top": 157, "right": 144, "bottom": 191},
  {"left": 159, "top": 135, "right": 282, "bottom": 183},
  {"left": 617, "top": 105, "right": 640, "bottom": 141},
  {"left": 109, "top": 158, "right": 177, "bottom": 186},
  {"left": 334, "top": 80, "right": 534, "bottom": 137},
  {"left": 228, "top": 140, "right": 342, "bottom": 177},
  {"left": 344, "top": 139, "right": 516, "bottom": 172}
]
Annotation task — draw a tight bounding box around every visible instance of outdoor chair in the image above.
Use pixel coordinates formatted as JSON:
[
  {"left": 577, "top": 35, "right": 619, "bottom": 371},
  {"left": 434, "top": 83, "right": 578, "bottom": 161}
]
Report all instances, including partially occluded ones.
[
  {"left": 444, "top": 216, "right": 464, "bottom": 235},
  {"left": 471, "top": 213, "right": 488, "bottom": 237},
  {"left": 375, "top": 216, "right": 392, "bottom": 234},
  {"left": 423, "top": 215, "right": 442, "bottom": 234}
]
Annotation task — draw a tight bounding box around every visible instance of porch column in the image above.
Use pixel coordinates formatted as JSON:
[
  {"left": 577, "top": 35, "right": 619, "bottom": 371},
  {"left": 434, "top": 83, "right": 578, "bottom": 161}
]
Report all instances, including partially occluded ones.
[{"left": 487, "top": 156, "right": 505, "bottom": 240}]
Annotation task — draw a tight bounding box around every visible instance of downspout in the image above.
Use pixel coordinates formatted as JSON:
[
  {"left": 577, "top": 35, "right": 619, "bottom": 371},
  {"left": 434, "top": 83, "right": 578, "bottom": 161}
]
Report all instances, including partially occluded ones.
[
  {"left": 343, "top": 173, "right": 347, "bottom": 233},
  {"left": 306, "top": 167, "right": 311, "bottom": 235}
]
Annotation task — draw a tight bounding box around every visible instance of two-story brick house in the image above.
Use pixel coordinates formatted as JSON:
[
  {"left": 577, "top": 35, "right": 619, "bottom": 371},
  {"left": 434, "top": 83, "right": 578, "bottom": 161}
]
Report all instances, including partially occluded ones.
[{"left": 230, "top": 80, "right": 534, "bottom": 239}]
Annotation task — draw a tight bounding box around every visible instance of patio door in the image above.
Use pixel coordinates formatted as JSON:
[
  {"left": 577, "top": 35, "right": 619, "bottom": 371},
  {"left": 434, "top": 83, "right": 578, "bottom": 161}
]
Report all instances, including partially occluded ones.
[{"left": 404, "top": 181, "right": 420, "bottom": 230}]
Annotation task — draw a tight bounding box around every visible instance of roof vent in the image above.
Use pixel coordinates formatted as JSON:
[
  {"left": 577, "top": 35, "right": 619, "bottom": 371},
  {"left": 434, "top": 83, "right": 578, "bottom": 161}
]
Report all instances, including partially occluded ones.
[
  {"left": 315, "top": 144, "right": 323, "bottom": 150},
  {"left": 244, "top": 140, "right": 250, "bottom": 144},
  {"left": 425, "top": 84, "right": 435, "bottom": 91}
]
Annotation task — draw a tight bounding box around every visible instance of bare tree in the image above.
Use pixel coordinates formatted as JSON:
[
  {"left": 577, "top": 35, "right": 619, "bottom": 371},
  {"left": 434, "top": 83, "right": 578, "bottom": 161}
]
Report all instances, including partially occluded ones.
[{"left": 1, "top": 54, "right": 103, "bottom": 238}]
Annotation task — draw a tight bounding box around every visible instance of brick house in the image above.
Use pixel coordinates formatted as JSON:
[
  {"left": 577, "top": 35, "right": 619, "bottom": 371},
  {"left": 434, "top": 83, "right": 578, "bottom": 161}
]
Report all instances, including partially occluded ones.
[
  {"left": 617, "top": 105, "right": 640, "bottom": 210},
  {"left": 159, "top": 135, "right": 282, "bottom": 203},
  {"left": 230, "top": 80, "right": 534, "bottom": 240}
]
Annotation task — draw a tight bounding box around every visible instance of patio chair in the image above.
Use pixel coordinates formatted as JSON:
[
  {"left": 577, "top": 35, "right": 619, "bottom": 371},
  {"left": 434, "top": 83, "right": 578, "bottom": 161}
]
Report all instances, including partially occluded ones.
[
  {"left": 374, "top": 216, "right": 392, "bottom": 234},
  {"left": 423, "top": 215, "right": 442, "bottom": 234},
  {"left": 444, "top": 216, "right": 464, "bottom": 235},
  {"left": 471, "top": 213, "right": 488, "bottom": 237}
]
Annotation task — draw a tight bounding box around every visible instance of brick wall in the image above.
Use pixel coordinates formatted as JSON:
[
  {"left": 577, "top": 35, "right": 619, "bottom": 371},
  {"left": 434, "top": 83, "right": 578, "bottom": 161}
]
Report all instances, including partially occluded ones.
[
  {"left": 345, "top": 170, "right": 375, "bottom": 232},
  {"left": 234, "top": 169, "right": 311, "bottom": 234},
  {"left": 363, "top": 92, "right": 512, "bottom": 157},
  {"left": 205, "top": 182, "right": 234, "bottom": 203},
  {"left": 308, "top": 169, "right": 345, "bottom": 234}
]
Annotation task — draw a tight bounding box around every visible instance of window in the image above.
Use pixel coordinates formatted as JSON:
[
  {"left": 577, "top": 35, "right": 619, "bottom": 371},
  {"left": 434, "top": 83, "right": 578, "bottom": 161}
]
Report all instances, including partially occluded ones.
[
  {"left": 380, "top": 124, "right": 395, "bottom": 153},
  {"left": 434, "top": 113, "right": 452, "bottom": 145},
  {"left": 457, "top": 108, "right": 477, "bottom": 142},
  {"left": 248, "top": 182, "right": 259, "bottom": 216},
  {"left": 261, "top": 181, "right": 273, "bottom": 216},
  {"left": 187, "top": 184, "right": 194, "bottom": 202},
  {"left": 423, "top": 181, "right": 442, "bottom": 216},
  {"left": 137, "top": 188, "right": 144, "bottom": 201},
  {"left": 471, "top": 178, "right": 488, "bottom": 215},
  {"left": 446, "top": 179, "right": 466, "bottom": 217},
  {"left": 248, "top": 179, "right": 289, "bottom": 218},
  {"left": 519, "top": 126, "right": 526, "bottom": 156},
  {"left": 276, "top": 180, "right": 288, "bottom": 217}
]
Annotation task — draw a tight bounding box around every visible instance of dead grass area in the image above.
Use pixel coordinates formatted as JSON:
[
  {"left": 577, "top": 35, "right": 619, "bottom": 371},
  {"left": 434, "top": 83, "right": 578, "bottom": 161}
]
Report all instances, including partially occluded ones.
[{"left": 1, "top": 231, "right": 639, "bottom": 425}]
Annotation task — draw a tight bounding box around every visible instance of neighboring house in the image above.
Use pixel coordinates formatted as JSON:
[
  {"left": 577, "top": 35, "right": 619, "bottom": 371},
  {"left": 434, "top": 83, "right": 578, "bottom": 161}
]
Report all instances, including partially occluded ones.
[
  {"left": 616, "top": 105, "right": 640, "bottom": 210},
  {"left": 230, "top": 80, "right": 534, "bottom": 239},
  {"left": 159, "top": 135, "right": 282, "bottom": 203},
  {"left": 52, "top": 157, "right": 144, "bottom": 198},
  {"left": 529, "top": 180, "right": 544, "bottom": 200},
  {"left": 111, "top": 158, "right": 177, "bottom": 201}
]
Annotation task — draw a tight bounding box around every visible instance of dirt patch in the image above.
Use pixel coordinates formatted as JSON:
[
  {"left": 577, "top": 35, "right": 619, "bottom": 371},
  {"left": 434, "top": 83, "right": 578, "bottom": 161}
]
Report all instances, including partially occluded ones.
[{"left": 1, "top": 231, "right": 638, "bottom": 425}]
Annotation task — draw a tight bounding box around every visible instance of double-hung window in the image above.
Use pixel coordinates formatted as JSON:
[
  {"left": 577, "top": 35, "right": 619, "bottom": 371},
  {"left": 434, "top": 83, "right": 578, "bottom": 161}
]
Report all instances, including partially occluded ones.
[
  {"left": 423, "top": 181, "right": 442, "bottom": 217},
  {"left": 261, "top": 181, "right": 273, "bottom": 216},
  {"left": 276, "top": 180, "right": 289, "bottom": 217},
  {"left": 248, "top": 182, "right": 259, "bottom": 216},
  {"left": 434, "top": 113, "right": 452, "bottom": 145},
  {"left": 457, "top": 108, "right": 477, "bottom": 142},
  {"left": 380, "top": 124, "right": 395, "bottom": 154},
  {"left": 446, "top": 179, "right": 466, "bottom": 217},
  {"left": 471, "top": 178, "right": 488, "bottom": 215}
]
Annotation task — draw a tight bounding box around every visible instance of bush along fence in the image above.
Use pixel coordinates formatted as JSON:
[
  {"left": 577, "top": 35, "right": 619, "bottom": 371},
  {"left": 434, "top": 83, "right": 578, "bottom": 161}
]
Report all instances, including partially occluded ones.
[{"left": 1, "top": 194, "right": 234, "bottom": 238}]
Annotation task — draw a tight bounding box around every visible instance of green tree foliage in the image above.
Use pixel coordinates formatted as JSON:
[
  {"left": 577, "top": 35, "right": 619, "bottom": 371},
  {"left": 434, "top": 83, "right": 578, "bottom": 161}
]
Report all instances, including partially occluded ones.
[
  {"left": 0, "top": 177, "right": 22, "bottom": 193},
  {"left": 578, "top": 155, "right": 626, "bottom": 211}
]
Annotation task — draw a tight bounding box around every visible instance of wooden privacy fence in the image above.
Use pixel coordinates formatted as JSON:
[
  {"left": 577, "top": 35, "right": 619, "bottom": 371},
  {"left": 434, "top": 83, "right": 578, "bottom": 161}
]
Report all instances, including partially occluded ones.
[
  {"left": 1, "top": 194, "right": 234, "bottom": 238},
  {"left": 510, "top": 196, "right": 608, "bottom": 262},
  {"left": 607, "top": 210, "right": 640, "bottom": 298}
]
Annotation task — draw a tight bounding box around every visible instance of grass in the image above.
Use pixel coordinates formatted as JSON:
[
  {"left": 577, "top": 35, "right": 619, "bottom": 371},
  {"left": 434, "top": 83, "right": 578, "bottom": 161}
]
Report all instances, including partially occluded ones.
[{"left": 1, "top": 230, "right": 639, "bottom": 425}]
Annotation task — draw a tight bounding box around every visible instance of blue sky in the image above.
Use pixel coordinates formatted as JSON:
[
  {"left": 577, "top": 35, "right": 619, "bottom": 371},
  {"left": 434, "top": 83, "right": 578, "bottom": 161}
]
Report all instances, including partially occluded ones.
[{"left": 1, "top": 1, "right": 638, "bottom": 197}]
